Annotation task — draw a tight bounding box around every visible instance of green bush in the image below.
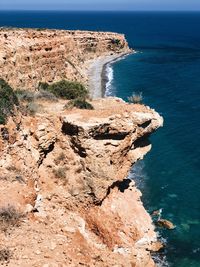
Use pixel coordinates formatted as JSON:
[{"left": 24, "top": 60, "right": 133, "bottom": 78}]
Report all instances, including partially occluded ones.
[
  {"left": 38, "top": 82, "right": 49, "bottom": 91},
  {"left": 0, "top": 79, "right": 19, "bottom": 124},
  {"left": 65, "top": 98, "right": 94, "bottom": 110},
  {"left": 111, "top": 38, "right": 121, "bottom": 46},
  {"left": 39, "top": 80, "right": 88, "bottom": 100},
  {"left": 0, "top": 115, "right": 5, "bottom": 125}
]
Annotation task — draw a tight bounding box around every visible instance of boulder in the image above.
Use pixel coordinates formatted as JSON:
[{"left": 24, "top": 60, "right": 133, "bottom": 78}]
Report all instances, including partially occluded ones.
[{"left": 156, "top": 219, "right": 176, "bottom": 230}]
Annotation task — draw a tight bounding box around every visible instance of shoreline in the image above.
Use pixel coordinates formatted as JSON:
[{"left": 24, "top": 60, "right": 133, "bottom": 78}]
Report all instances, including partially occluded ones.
[
  {"left": 87, "top": 51, "right": 133, "bottom": 99},
  {"left": 101, "top": 51, "right": 134, "bottom": 97}
]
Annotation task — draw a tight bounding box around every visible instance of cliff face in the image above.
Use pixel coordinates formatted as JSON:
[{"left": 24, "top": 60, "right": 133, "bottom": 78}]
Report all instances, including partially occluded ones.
[
  {"left": 0, "top": 28, "right": 130, "bottom": 90},
  {"left": 0, "top": 98, "right": 163, "bottom": 266}
]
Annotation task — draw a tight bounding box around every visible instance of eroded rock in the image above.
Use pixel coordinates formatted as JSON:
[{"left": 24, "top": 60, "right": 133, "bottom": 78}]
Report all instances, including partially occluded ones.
[
  {"left": 0, "top": 97, "right": 163, "bottom": 266},
  {"left": 0, "top": 29, "right": 130, "bottom": 90},
  {"left": 156, "top": 219, "right": 176, "bottom": 230}
]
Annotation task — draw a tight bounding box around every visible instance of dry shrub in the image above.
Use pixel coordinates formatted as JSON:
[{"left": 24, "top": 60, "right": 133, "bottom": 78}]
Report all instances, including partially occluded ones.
[
  {"left": 64, "top": 97, "right": 94, "bottom": 110},
  {"left": 35, "top": 90, "right": 58, "bottom": 102},
  {"left": 0, "top": 248, "right": 12, "bottom": 263},
  {"left": 128, "top": 92, "right": 143, "bottom": 104},
  {"left": 16, "top": 90, "right": 35, "bottom": 102},
  {"left": 0, "top": 205, "right": 24, "bottom": 233},
  {"left": 53, "top": 167, "right": 69, "bottom": 184},
  {"left": 54, "top": 152, "right": 65, "bottom": 164},
  {"left": 26, "top": 102, "right": 41, "bottom": 115}
]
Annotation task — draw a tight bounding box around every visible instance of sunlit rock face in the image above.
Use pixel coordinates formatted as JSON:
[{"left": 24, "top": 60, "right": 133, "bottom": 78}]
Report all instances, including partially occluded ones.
[
  {"left": 0, "top": 28, "right": 130, "bottom": 90},
  {"left": 0, "top": 97, "right": 163, "bottom": 266}
]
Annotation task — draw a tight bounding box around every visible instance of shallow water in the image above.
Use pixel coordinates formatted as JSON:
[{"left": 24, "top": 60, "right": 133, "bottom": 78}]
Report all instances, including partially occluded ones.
[
  {"left": 108, "top": 14, "right": 200, "bottom": 266},
  {"left": 0, "top": 11, "right": 200, "bottom": 266}
]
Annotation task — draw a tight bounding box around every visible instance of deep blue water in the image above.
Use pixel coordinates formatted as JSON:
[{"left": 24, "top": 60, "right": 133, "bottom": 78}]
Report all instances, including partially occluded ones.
[{"left": 0, "top": 11, "right": 200, "bottom": 267}]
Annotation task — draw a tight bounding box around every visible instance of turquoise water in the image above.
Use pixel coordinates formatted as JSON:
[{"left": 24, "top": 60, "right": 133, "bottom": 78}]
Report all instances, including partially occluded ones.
[
  {"left": 0, "top": 11, "right": 200, "bottom": 266},
  {"left": 106, "top": 14, "right": 200, "bottom": 267}
]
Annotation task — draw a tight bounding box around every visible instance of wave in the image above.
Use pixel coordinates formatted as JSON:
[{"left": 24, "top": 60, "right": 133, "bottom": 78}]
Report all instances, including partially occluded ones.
[
  {"left": 104, "top": 53, "right": 132, "bottom": 97},
  {"left": 128, "top": 161, "right": 148, "bottom": 189},
  {"left": 104, "top": 63, "right": 114, "bottom": 97},
  {"left": 151, "top": 253, "right": 169, "bottom": 267},
  {"left": 128, "top": 161, "right": 170, "bottom": 267}
]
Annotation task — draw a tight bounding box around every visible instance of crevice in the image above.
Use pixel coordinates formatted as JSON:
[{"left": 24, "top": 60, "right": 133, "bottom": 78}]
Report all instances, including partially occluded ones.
[
  {"left": 133, "top": 135, "right": 150, "bottom": 149},
  {"left": 97, "top": 178, "right": 132, "bottom": 206},
  {"left": 138, "top": 120, "right": 151, "bottom": 129},
  {"left": 92, "top": 132, "right": 128, "bottom": 140},
  {"left": 70, "top": 137, "right": 87, "bottom": 158},
  {"left": 62, "top": 122, "right": 80, "bottom": 136},
  {"left": 89, "top": 124, "right": 129, "bottom": 140},
  {"left": 38, "top": 142, "right": 55, "bottom": 166}
]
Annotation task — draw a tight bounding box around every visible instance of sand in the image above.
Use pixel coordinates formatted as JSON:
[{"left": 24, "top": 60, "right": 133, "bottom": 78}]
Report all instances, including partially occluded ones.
[{"left": 87, "top": 52, "right": 132, "bottom": 99}]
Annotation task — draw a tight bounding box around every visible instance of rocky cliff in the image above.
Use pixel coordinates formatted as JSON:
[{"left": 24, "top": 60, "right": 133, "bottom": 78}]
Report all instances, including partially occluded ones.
[
  {"left": 0, "top": 97, "right": 163, "bottom": 266},
  {"left": 0, "top": 28, "right": 130, "bottom": 90}
]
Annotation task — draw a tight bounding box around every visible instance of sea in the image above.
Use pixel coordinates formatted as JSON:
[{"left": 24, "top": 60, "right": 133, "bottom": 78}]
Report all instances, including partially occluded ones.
[{"left": 0, "top": 11, "right": 200, "bottom": 267}]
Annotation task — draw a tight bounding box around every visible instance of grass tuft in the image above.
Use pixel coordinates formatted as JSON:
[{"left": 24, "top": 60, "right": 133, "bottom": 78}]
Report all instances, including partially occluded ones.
[
  {"left": 0, "top": 205, "right": 24, "bottom": 233},
  {"left": 128, "top": 92, "right": 143, "bottom": 104},
  {"left": 65, "top": 97, "right": 94, "bottom": 110},
  {"left": 0, "top": 248, "right": 12, "bottom": 263}
]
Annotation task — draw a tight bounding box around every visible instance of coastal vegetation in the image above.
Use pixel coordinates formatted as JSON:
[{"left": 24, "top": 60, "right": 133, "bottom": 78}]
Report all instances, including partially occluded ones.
[
  {"left": 16, "top": 89, "right": 57, "bottom": 102},
  {"left": 0, "top": 79, "right": 19, "bottom": 124},
  {"left": 38, "top": 80, "right": 88, "bottom": 100},
  {"left": 128, "top": 92, "right": 143, "bottom": 104},
  {"left": 110, "top": 38, "right": 121, "bottom": 46},
  {"left": 0, "top": 248, "right": 12, "bottom": 264},
  {"left": 0, "top": 78, "right": 93, "bottom": 125},
  {"left": 39, "top": 80, "right": 94, "bottom": 110},
  {"left": 26, "top": 102, "right": 42, "bottom": 116},
  {"left": 0, "top": 204, "right": 24, "bottom": 233},
  {"left": 65, "top": 97, "right": 94, "bottom": 110}
]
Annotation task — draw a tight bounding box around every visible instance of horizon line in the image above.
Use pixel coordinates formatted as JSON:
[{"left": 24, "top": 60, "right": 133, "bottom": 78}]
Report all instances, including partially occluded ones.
[{"left": 1, "top": 9, "right": 200, "bottom": 12}]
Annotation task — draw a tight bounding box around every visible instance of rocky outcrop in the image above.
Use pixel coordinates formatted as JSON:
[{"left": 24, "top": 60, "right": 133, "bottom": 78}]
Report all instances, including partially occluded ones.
[
  {"left": 0, "top": 98, "right": 163, "bottom": 266},
  {"left": 0, "top": 28, "right": 130, "bottom": 90},
  {"left": 61, "top": 98, "right": 162, "bottom": 203},
  {"left": 156, "top": 219, "right": 176, "bottom": 230}
]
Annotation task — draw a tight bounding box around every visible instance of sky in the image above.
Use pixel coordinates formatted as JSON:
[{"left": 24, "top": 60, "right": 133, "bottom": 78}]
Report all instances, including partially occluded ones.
[{"left": 0, "top": 0, "right": 200, "bottom": 11}]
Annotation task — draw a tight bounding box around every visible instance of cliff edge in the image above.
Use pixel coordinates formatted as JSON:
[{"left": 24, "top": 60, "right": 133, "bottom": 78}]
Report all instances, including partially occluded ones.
[
  {"left": 0, "top": 97, "right": 163, "bottom": 266},
  {"left": 0, "top": 29, "right": 163, "bottom": 266},
  {"left": 0, "top": 28, "right": 130, "bottom": 90}
]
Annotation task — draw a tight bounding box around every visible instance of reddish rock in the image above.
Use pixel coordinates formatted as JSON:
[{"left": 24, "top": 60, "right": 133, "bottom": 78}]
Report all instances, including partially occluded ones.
[
  {"left": 0, "top": 88, "right": 163, "bottom": 265},
  {"left": 156, "top": 219, "right": 176, "bottom": 230},
  {"left": 0, "top": 28, "right": 130, "bottom": 90}
]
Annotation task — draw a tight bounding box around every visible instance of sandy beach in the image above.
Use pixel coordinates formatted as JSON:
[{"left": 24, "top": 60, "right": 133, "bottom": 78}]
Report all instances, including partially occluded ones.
[{"left": 87, "top": 52, "right": 132, "bottom": 99}]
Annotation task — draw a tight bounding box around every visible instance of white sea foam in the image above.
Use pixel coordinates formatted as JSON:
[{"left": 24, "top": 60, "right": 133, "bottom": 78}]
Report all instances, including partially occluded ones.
[
  {"left": 151, "top": 254, "right": 169, "bottom": 267},
  {"left": 128, "top": 161, "right": 148, "bottom": 189},
  {"left": 104, "top": 53, "right": 133, "bottom": 97},
  {"left": 105, "top": 63, "right": 114, "bottom": 97},
  {"left": 128, "top": 161, "right": 169, "bottom": 267}
]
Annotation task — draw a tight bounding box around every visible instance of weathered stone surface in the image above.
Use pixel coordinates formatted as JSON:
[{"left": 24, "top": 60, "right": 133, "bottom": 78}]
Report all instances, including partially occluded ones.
[
  {"left": 61, "top": 98, "right": 163, "bottom": 202},
  {"left": 0, "top": 97, "right": 163, "bottom": 266},
  {"left": 0, "top": 28, "right": 130, "bottom": 90}
]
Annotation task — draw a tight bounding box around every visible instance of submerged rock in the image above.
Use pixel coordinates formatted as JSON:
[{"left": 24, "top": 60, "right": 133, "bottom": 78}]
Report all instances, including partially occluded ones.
[{"left": 156, "top": 219, "right": 176, "bottom": 230}]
